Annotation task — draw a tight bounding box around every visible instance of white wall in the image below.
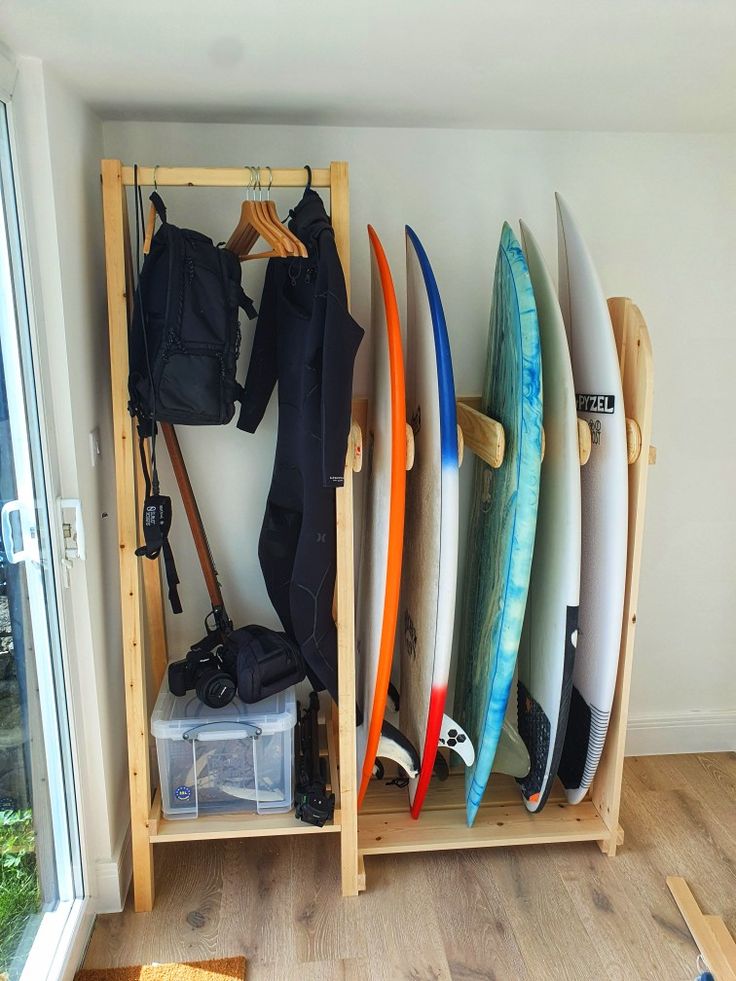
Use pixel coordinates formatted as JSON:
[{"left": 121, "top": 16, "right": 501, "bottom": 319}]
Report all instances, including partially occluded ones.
[
  {"left": 12, "top": 60, "right": 129, "bottom": 910},
  {"left": 103, "top": 120, "right": 736, "bottom": 754}
]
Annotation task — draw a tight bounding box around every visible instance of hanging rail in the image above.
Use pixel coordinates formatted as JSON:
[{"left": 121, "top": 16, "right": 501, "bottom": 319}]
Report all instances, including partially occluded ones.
[{"left": 120, "top": 166, "right": 332, "bottom": 188}]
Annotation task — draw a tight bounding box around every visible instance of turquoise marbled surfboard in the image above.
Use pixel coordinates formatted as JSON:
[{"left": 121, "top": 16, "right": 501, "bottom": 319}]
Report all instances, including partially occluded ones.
[{"left": 454, "top": 223, "right": 543, "bottom": 827}]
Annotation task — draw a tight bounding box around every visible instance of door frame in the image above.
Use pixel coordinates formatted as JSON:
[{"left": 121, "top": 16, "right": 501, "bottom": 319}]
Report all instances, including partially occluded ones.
[{"left": 0, "top": 49, "right": 96, "bottom": 981}]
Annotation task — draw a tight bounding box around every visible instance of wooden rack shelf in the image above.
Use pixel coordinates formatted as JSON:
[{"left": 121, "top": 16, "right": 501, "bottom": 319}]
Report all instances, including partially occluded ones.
[
  {"left": 359, "top": 774, "right": 609, "bottom": 856},
  {"left": 102, "top": 157, "right": 653, "bottom": 910},
  {"left": 148, "top": 797, "right": 342, "bottom": 845}
]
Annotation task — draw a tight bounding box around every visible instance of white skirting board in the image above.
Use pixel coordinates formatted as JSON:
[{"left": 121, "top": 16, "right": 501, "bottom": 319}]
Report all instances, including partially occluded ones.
[
  {"left": 94, "top": 825, "right": 132, "bottom": 914},
  {"left": 625, "top": 711, "right": 736, "bottom": 756}
]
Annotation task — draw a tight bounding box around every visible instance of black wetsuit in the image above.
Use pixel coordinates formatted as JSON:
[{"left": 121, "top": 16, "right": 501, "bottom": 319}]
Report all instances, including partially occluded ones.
[{"left": 238, "top": 189, "right": 364, "bottom": 702}]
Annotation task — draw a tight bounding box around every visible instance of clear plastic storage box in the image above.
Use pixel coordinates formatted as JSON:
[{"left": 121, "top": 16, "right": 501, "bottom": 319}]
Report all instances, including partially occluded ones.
[{"left": 150, "top": 680, "right": 297, "bottom": 820}]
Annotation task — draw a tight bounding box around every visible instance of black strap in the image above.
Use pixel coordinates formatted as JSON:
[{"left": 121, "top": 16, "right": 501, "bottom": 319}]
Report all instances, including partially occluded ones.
[
  {"left": 149, "top": 190, "right": 167, "bottom": 223},
  {"left": 134, "top": 491, "right": 182, "bottom": 614},
  {"left": 132, "top": 167, "right": 181, "bottom": 614},
  {"left": 137, "top": 430, "right": 152, "bottom": 499},
  {"left": 238, "top": 286, "right": 258, "bottom": 321},
  {"left": 161, "top": 539, "right": 182, "bottom": 614}
]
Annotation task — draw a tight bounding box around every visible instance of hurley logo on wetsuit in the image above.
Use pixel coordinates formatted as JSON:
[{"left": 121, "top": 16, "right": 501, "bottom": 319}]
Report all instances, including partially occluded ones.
[{"left": 576, "top": 393, "right": 615, "bottom": 414}]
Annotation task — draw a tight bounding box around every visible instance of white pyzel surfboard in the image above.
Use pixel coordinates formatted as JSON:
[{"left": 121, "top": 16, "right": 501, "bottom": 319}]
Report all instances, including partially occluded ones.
[{"left": 555, "top": 194, "right": 628, "bottom": 805}]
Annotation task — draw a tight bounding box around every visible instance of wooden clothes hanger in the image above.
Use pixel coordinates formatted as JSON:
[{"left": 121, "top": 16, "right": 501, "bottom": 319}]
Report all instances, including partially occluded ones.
[
  {"left": 226, "top": 167, "right": 280, "bottom": 260},
  {"left": 224, "top": 166, "right": 270, "bottom": 258},
  {"left": 143, "top": 165, "right": 308, "bottom": 262},
  {"left": 260, "top": 167, "right": 307, "bottom": 259},
  {"left": 226, "top": 166, "right": 306, "bottom": 262}
]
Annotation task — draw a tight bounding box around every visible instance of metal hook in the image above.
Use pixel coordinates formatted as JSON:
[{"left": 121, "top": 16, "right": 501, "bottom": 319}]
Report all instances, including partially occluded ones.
[
  {"left": 153, "top": 164, "right": 159, "bottom": 190},
  {"left": 265, "top": 165, "right": 273, "bottom": 199},
  {"left": 244, "top": 165, "right": 256, "bottom": 199},
  {"left": 256, "top": 166, "right": 263, "bottom": 200},
  {"left": 304, "top": 164, "right": 312, "bottom": 191}
]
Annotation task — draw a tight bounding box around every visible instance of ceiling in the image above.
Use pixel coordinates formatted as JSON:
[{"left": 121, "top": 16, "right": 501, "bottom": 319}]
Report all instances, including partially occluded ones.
[{"left": 1, "top": 0, "right": 735, "bottom": 131}]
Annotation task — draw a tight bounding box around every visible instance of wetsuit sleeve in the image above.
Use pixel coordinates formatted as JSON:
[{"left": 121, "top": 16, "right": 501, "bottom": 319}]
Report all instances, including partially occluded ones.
[
  {"left": 237, "top": 261, "right": 278, "bottom": 433},
  {"left": 321, "top": 291, "right": 364, "bottom": 487}
]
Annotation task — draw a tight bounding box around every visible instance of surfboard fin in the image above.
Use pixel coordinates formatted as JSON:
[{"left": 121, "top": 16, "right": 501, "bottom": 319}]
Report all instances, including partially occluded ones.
[
  {"left": 439, "top": 714, "right": 475, "bottom": 767},
  {"left": 492, "top": 721, "right": 531, "bottom": 779},
  {"left": 376, "top": 719, "right": 420, "bottom": 779}
]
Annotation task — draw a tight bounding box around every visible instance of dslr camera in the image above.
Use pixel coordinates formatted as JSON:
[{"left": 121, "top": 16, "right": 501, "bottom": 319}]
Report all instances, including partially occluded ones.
[{"left": 168, "top": 637, "right": 237, "bottom": 709}]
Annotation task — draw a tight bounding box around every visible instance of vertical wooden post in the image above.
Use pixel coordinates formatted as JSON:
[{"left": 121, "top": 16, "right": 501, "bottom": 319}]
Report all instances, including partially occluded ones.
[
  {"left": 329, "top": 161, "right": 360, "bottom": 896},
  {"left": 336, "top": 429, "right": 360, "bottom": 897},
  {"left": 100, "top": 159, "right": 155, "bottom": 910},
  {"left": 591, "top": 298, "right": 654, "bottom": 855},
  {"left": 330, "top": 161, "right": 351, "bottom": 300}
]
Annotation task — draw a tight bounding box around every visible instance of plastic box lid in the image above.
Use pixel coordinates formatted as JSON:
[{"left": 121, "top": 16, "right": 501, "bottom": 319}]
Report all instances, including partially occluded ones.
[{"left": 151, "top": 682, "right": 297, "bottom": 741}]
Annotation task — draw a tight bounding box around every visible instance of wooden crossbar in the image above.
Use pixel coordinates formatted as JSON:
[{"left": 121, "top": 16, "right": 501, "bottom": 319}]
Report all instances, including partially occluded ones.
[{"left": 120, "top": 165, "right": 331, "bottom": 188}]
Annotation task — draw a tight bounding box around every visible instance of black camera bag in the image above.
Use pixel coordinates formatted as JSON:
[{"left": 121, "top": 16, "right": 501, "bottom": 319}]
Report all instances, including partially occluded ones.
[{"left": 225, "top": 625, "right": 306, "bottom": 704}]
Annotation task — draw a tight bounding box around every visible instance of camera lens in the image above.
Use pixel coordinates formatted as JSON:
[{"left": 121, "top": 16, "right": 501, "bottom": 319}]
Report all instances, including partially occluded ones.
[{"left": 197, "top": 670, "right": 236, "bottom": 709}]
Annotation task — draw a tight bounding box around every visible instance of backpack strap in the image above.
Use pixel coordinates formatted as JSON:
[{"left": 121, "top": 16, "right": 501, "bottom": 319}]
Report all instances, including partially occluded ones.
[
  {"left": 134, "top": 429, "right": 182, "bottom": 614},
  {"left": 238, "top": 286, "right": 258, "bottom": 321},
  {"left": 149, "top": 191, "right": 167, "bottom": 223}
]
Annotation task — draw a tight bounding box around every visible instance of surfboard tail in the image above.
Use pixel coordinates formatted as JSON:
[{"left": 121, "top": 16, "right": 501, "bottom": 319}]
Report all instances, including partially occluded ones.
[
  {"left": 409, "top": 684, "right": 447, "bottom": 819},
  {"left": 465, "top": 776, "right": 483, "bottom": 828},
  {"left": 558, "top": 687, "right": 611, "bottom": 804}
]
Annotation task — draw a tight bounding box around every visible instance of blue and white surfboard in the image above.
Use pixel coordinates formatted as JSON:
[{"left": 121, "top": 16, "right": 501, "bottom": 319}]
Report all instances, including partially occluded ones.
[
  {"left": 454, "top": 223, "right": 543, "bottom": 826},
  {"left": 399, "top": 226, "right": 474, "bottom": 818}
]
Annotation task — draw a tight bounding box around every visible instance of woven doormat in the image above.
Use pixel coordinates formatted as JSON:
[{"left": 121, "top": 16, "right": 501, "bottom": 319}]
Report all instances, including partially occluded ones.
[{"left": 75, "top": 957, "right": 246, "bottom": 981}]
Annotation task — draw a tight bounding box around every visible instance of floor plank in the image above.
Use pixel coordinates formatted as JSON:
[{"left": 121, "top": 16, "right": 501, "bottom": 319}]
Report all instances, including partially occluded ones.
[
  {"left": 424, "top": 848, "right": 529, "bottom": 980},
  {"left": 83, "top": 754, "right": 736, "bottom": 979}
]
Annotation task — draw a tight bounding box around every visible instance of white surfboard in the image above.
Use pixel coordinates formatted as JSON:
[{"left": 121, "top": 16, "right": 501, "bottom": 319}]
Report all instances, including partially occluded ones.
[
  {"left": 517, "top": 220, "right": 582, "bottom": 812},
  {"left": 400, "top": 226, "right": 473, "bottom": 819},
  {"left": 555, "top": 194, "right": 628, "bottom": 805}
]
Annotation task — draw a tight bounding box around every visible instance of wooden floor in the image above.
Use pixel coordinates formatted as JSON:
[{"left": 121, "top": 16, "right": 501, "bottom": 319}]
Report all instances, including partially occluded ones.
[{"left": 83, "top": 753, "right": 736, "bottom": 980}]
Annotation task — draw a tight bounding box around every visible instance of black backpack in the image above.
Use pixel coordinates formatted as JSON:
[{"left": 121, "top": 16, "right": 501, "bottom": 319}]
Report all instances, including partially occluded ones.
[
  {"left": 129, "top": 192, "right": 256, "bottom": 427},
  {"left": 129, "top": 188, "right": 257, "bottom": 613}
]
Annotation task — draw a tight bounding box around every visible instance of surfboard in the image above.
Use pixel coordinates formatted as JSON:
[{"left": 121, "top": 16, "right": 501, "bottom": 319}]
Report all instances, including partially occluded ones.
[
  {"left": 454, "top": 222, "right": 542, "bottom": 827},
  {"left": 355, "top": 226, "right": 418, "bottom": 807},
  {"left": 400, "top": 226, "right": 473, "bottom": 820},
  {"left": 516, "top": 220, "right": 581, "bottom": 813},
  {"left": 555, "top": 194, "right": 628, "bottom": 805}
]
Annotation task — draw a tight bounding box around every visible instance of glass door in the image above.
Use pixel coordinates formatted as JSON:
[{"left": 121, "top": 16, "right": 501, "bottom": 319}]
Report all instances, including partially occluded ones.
[{"left": 0, "top": 101, "right": 84, "bottom": 980}]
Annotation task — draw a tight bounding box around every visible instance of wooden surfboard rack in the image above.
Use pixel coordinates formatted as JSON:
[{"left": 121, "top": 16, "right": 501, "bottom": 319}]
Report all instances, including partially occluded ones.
[
  {"left": 351, "top": 295, "right": 654, "bottom": 890},
  {"left": 102, "top": 159, "right": 654, "bottom": 909}
]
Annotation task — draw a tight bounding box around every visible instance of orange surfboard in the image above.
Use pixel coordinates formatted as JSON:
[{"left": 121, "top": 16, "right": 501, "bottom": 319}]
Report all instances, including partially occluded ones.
[{"left": 356, "top": 227, "right": 418, "bottom": 807}]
